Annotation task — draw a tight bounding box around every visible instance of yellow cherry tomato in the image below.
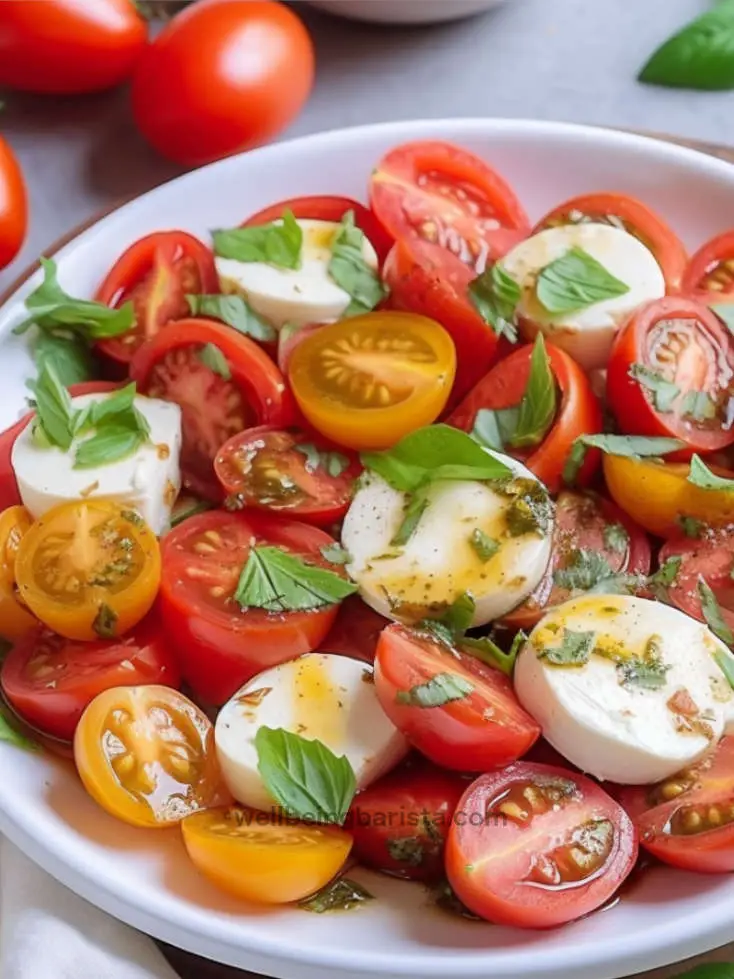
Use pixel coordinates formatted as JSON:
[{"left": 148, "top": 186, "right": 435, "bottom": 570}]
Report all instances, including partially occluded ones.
[
  {"left": 15, "top": 500, "right": 160, "bottom": 641},
  {"left": 287, "top": 311, "right": 456, "bottom": 450},
  {"left": 603, "top": 454, "right": 734, "bottom": 537},
  {"left": 181, "top": 805, "right": 353, "bottom": 903},
  {"left": 74, "top": 685, "right": 223, "bottom": 828},
  {"left": 0, "top": 505, "right": 36, "bottom": 641}
]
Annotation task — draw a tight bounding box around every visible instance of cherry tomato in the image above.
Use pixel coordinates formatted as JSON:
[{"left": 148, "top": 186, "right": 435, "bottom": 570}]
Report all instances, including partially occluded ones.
[
  {"left": 501, "top": 491, "right": 651, "bottom": 631},
  {"left": 159, "top": 510, "right": 346, "bottom": 705},
  {"left": 0, "top": 0, "right": 147, "bottom": 95},
  {"left": 1, "top": 617, "right": 179, "bottom": 742},
  {"left": 75, "top": 684, "right": 222, "bottom": 828},
  {"left": 0, "top": 505, "right": 36, "bottom": 642},
  {"left": 95, "top": 232, "right": 218, "bottom": 368},
  {"left": 658, "top": 529, "right": 734, "bottom": 633},
  {"left": 446, "top": 763, "right": 638, "bottom": 928},
  {"left": 0, "top": 137, "right": 27, "bottom": 269},
  {"left": 619, "top": 737, "right": 734, "bottom": 873},
  {"left": 130, "top": 318, "right": 292, "bottom": 500},
  {"left": 448, "top": 341, "right": 603, "bottom": 493},
  {"left": 182, "top": 805, "right": 352, "bottom": 903},
  {"left": 370, "top": 141, "right": 529, "bottom": 275},
  {"left": 607, "top": 298, "right": 734, "bottom": 456},
  {"left": 214, "top": 426, "right": 360, "bottom": 527},
  {"left": 288, "top": 311, "right": 455, "bottom": 451},
  {"left": 534, "top": 192, "right": 687, "bottom": 292},
  {"left": 131, "top": 0, "right": 314, "bottom": 166},
  {"left": 277, "top": 322, "right": 323, "bottom": 375},
  {"left": 682, "top": 231, "right": 734, "bottom": 301},
  {"left": 374, "top": 624, "right": 539, "bottom": 771},
  {"left": 320, "top": 595, "right": 389, "bottom": 664},
  {"left": 15, "top": 501, "right": 160, "bottom": 642}
]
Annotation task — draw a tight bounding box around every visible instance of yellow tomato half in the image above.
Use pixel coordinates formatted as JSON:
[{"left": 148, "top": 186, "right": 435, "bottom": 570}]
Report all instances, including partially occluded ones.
[
  {"left": 181, "top": 806, "right": 353, "bottom": 904},
  {"left": 603, "top": 454, "right": 734, "bottom": 537},
  {"left": 15, "top": 500, "right": 160, "bottom": 641},
  {"left": 0, "top": 505, "right": 36, "bottom": 641},
  {"left": 287, "top": 311, "right": 456, "bottom": 450}
]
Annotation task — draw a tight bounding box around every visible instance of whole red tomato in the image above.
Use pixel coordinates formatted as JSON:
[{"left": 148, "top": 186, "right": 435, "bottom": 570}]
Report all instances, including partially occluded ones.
[
  {"left": 131, "top": 0, "right": 314, "bottom": 166},
  {"left": 0, "top": 137, "right": 26, "bottom": 269},
  {"left": 0, "top": 0, "right": 148, "bottom": 95}
]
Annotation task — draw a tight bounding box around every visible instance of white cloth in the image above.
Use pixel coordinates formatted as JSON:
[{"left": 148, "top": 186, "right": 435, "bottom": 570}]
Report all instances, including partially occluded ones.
[{"left": 0, "top": 838, "right": 178, "bottom": 979}]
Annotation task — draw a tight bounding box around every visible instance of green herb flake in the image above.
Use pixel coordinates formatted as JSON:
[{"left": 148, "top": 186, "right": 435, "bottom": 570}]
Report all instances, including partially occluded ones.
[
  {"left": 299, "top": 877, "right": 374, "bottom": 914},
  {"left": 320, "top": 543, "right": 352, "bottom": 565},
  {"left": 496, "top": 477, "right": 553, "bottom": 538},
  {"left": 386, "top": 836, "right": 428, "bottom": 867},
  {"left": 616, "top": 653, "right": 670, "bottom": 691},
  {"left": 628, "top": 363, "right": 680, "bottom": 413},
  {"left": 212, "top": 210, "right": 303, "bottom": 269},
  {"left": 681, "top": 390, "right": 718, "bottom": 423},
  {"left": 678, "top": 514, "right": 705, "bottom": 539},
  {"left": 535, "top": 246, "right": 629, "bottom": 315},
  {"left": 698, "top": 577, "right": 734, "bottom": 646},
  {"left": 554, "top": 549, "right": 616, "bottom": 592},
  {"left": 396, "top": 672, "right": 474, "bottom": 708},
  {"left": 294, "top": 443, "right": 349, "bottom": 478},
  {"left": 467, "top": 262, "right": 521, "bottom": 342},
  {"left": 537, "top": 629, "right": 595, "bottom": 667},
  {"left": 198, "top": 342, "right": 232, "bottom": 380},
  {"left": 328, "top": 210, "right": 388, "bottom": 317},
  {"left": 461, "top": 629, "right": 527, "bottom": 677},
  {"left": 93, "top": 603, "right": 118, "bottom": 639},
  {"left": 186, "top": 294, "right": 276, "bottom": 342},
  {"left": 469, "top": 528, "right": 499, "bottom": 562},
  {"left": 603, "top": 522, "right": 629, "bottom": 554},
  {"left": 688, "top": 454, "right": 734, "bottom": 493},
  {"left": 234, "top": 545, "right": 357, "bottom": 612}
]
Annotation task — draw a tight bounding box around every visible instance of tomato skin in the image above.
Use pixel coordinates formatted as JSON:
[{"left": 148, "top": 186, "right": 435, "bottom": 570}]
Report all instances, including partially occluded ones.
[
  {"left": 0, "top": 505, "right": 36, "bottom": 642},
  {"left": 446, "top": 763, "right": 638, "bottom": 928},
  {"left": 0, "top": 137, "right": 27, "bottom": 270},
  {"left": 131, "top": 0, "right": 314, "bottom": 166},
  {"left": 448, "top": 341, "right": 603, "bottom": 493},
  {"left": 319, "top": 595, "right": 389, "bottom": 664},
  {"left": 683, "top": 231, "right": 734, "bottom": 300},
  {"left": 659, "top": 530, "right": 734, "bottom": 632},
  {"left": 0, "top": 0, "right": 147, "bottom": 95}
]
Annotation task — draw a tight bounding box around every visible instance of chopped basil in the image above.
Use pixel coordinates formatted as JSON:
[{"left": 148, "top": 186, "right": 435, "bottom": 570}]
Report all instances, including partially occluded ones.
[
  {"left": 603, "top": 522, "right": 629, "bottom": 554},
  {"left": 681, "top": 389, "right": 717, "bottom": 422},
  {"left": 468, "top": 528, "right": 499, "bottom": 562},
  {"left": 537, "top": 629, "right": 595, "bottom": 667},
  {"left": 678, "top": 514, "right": 705, "bottom": 539},
  {"left": 467, "top": 262, "right": 520, "bottom": 342},
  {"left": 169, "top": 495, "right": 212, "bottom": 528},
  {"left": 320, "top": 543, "right": 352, "bottom": 565},
  {"left": 299, "top": 877, "right": 373, "bottom": 913},
  {"left": 74, "top": 426, "right": 147, "bottom": 469},
  {"left": 186, "top": 293, "right": 276, "bottom": 342},
  {"left": 72, "top": 383, "right": 150, "bottom": 470},
  {"left": 470, "top": 406, "right": 519, "bottom": 452},
  {"left": 386, "top": 836, "right": 429, "bottom": 867},
  {"left": 496, "top": 477, "right": 553, "bottom": 538},
  {"left": 328, "top": 210, "right": 387, "bottom": 316},
  {"left": 648, "top": 555, "right": 682, "bottom": 599},
  {"left": 535, "top": 247, "right": 629, "bottom": 315},
  {"left": 295, "top": 443, "right": 350, "bottom": 478},
  {"left": 688, "top": 454, "right": 734, "bottom": 492},
  {"left": 639, "top": 0, "right": 734, "bottom": 91},
  {"left": 28, "top": 362, "right": 77, "bottom": 451},
  {"left": 212, "top": 210, "right": 302, "bottom": 269},
  {"left": 92, "top": 603, "right": 118, "bottom": 639},
  {"left": 234, "top": 545, "right": 357, "bottom": 612},
  {"left": 198, "top": 343, "right": 232, "bottom": 380},
  {"left": 395, "top": 672, "right": 474, "bottom": 708},
  {"left": 628, "top": 363, "right": 680, "bottom": 413},
  {"left": 32, "top": 332, "right": 96, "bottom": 386},
  {"left": 563, "top": 433, "right": 685, "bottom": 486},
  {"left": 616, "top": 654, "right": 670, "bottom": 691},
  {"left": 698, "top": 577, "right": 734, "bottom": 645},
  {"left": 390, "top": 493, "right": 428, "bottom": 547},
  {"left": 554, "top": 549, "right": 615, "bottom": 591},
  {"left": 461, "top": 629, "right": 527, "bottom": 677}
]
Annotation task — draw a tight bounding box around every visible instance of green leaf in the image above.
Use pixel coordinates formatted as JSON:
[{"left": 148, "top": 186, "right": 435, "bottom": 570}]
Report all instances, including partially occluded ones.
[
  {"left": 536, "top": 247, "right": 629, "bottom": 314},
  {"left": 510, "top": 335, "right": 558, "bottom": 448},
  {"left": 628, "top": 363, "right": 680, "bottom": 413},
  {"left": 673, "top": 966, "right": 734, "bottom": 979},
  {"left": 186, "top": 294, "right": 276, "bottom": 342},
  {"left": 320, "top": 543, "right": 351, "bottom": 565},
  {"left": 438, "top": 591, "right": 476, "bottom": 636},
  {"left": 461, "top": 630, "right": 527, "bottom": 677},
  {"left": 212, "top": 210, "right": 303, "bottom": 269},
  {"left": 88, "top": 383, "right": 137, "bottom": 427},
  {"left": 537, "top": 629, "right": 595, "bottom": 667},
  {"left": 32, "top": 332, "right": 96, "bottom": 386},
  {"left": 28, "top": 362, "right": 77, "bottom": 451},
  {"left": 698, "top": 577, "right": 734, "bottom": 646},
  {"left": 554, "top": 549, "right": 615, "bottom": 592},
  {"left": 299, "top": 877, "right": 374, "bottom": 913},
  {"left": 294, "top": 443, "right": 349, "bottom": 478},
  {"left": 328, "top": 210, "right": 387, "bottom": 316},
  {"left": 198, "top": 342, "right": 231, "bottom": 381},
  {"left": 74, "top": 426, "right": 146, "bottom": 469},
  {"left": 469, "top": 528, "right": 499, "bottom": 562},
  {"left": 467, "top": 262, "right": 520, "bottom": 342},
  {"left": 688, "top": 454, "right": 734, "bottom": 492},
  {"left": 234, "top": 545, "right": 357, "bottom": 612},
  {"left": 679, "top": 514, "right": 706, "bottom": 539},
  {"left": 648, "top": 555, "right": 682, "bottom": 598},
  {"left": 639, "top": 0, "right": 734, "bottom": 91},
  {"left": 563, "top": 433, "right": 685, "bottom": 486},
  {"left": 470, "top": 406, "right": 519, "bottom": 452},
  {"left": 497, "top": 477, "right": 553, "bottom": 538},
  {"left": 395, "top": 672, "right": 474, "bottom": 708},
  {"left": 0, "top": 705, "right": 39, "bottom": 752},
  {"left": 73, "top": 384, "right": 150, "bottom": 469},
  {"left": 391, "top": 492, "right": 428, "bottom": 547},
  {"left": 255, "top": 726, "right": 356, "bottom": 824},
  {"left": 92, "top": 603, "right": 118, "bottom": 639},
  {"left": 711, "top": 303, "right": 734, "bottom": 335},
  {"left": 713, "top": 649, "right": 734, "bottom": 691},
  {"left": 616, "top": 652, "right": 670, "bottom": 691},
  {"left": 603, "top": 522, "right": 629, "bottom": 554},
  {"left": 681, "top": 389, "right": 718, "bottom": 423},
  {"left": 169, "top": 495, "right": 212, "bottom": 529}
]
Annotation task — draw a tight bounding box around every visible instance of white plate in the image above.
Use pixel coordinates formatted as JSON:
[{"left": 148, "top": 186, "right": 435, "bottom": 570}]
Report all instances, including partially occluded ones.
[
  {"left": 304, "top": 1, "right": 507, "bottom": 25},
  {"left": 1, "top": 119, "right": 734, "bottom": 979}
]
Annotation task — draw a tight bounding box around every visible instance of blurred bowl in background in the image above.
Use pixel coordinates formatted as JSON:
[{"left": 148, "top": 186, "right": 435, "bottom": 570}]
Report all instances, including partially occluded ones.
[{"left": 303, "top": 0, "right": 508, "bottom": 25}]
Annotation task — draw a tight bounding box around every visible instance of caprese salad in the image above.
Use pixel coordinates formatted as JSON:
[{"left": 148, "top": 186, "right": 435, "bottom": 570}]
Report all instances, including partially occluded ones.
[{"left": 2, "top": 140, "right": 734, "bottom": 929}]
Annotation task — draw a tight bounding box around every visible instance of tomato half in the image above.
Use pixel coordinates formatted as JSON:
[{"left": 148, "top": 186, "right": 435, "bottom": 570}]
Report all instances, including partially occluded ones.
[
  {"left": 95, "top": 232, "right": 218, "bottom": 367},
  {"left": 682, "top": 231, "right": 734, "bottom": 301},
  {"left": 501, "top": 491, "right": 651, "bottom": 631},
  {"left": 214, "top": 425, "right": 361, "bottom": 526},
  {"left": 159, "top": 510, "right": 345, "bottom": 704},
  {"left": 0, "top": 505, "right": 36, "bottom": 641},
  {"left": 0, "top": 136, "right": 27, "bottom": 269},
  {"left": 619, "top": 737, "right": 734, "bottom": 873},
  {"left": 370, "top": 141, "right": 529, "bottom": 275},
  {"left": 182, "top": 805, "right": 352, "bottom": 903},
  {"left": 374, "top": 624, "right": 540, "bottom": 771},
  {"left": 320, "top": 595, "right": 389, "bottom": 664},
  {"left": 15, "top": 500, "right": 160, "bottom": 642},
  {"left": 534, "top": 192, "right": 687, "bottom": 292},
  {"left": 288, "top": 311, "right": 456, "bottom": 451},
  {"left": 607, "top": 298, "right": 734, "bottom": 456},
  {"left": 446, "top": 763, "right": 638, "bottom": 928},
  {"left": 130, "top": 318, "right": 292, "bottom": 500},
  {"left": 658, "top": 529, "right": 734, "bottom": 632},
  {"left": 1, "top": 616, "right": 179, "bottom": 742},
  {"left": 75, "top": 684, "right": 222, "bottom": 827},
  {"left": 448, "top": 341, "right": 603, "bottom": 493}
]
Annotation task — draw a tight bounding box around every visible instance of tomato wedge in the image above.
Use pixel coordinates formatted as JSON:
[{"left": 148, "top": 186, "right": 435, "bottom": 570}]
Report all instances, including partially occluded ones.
[
  {"left": 534, "top": 192, "right": 687, "bottom": 292},
  {"left": 446, "top": 763, "right": 638, "bottom": 928},
  {"left": 374, "top": 624, "right": 540, "bottom": 771},
  {"left": 682, "top": 230, "right": 734, "bottom": 301},
  {"left": 0, "top": 505, "right": 36, "bottom": 641},
  {"left": 607, "top": 298, "right": 734, "bottom": 456},
  {"left": 658, "top": 529, "right": 734, "bottom": 633},
  {"left": 130, "top": 318, "right": 292, "bottom": 499}
]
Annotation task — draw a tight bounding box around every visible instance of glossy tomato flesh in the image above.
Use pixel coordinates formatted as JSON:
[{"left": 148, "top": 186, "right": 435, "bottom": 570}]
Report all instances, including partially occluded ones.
[
  {"left": 659, "top": 530, "right": 734, "bottom": 634},
  {"left": 683, "top": 230, "right": 734, "bottom": 301}
]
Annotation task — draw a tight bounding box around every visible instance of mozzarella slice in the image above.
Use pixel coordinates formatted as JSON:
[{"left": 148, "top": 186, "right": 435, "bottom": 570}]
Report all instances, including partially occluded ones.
[
  {"left": 341, "top": 452, "right": 553, "bottom": 627},
  {"left": 514, "top": 594, "right": 734, "bottom": 784},
  {"left": 11, "top": 392, "right": 182, "bottom": 535},
  {"left": 501, "top": 223, "right": 665, "bottom": 371},
  {"left": 215, "top": 653, "right": 409, "bottom": 812},
  {"left": 216, "top": 218, "right": 379, "bottom": 331}
]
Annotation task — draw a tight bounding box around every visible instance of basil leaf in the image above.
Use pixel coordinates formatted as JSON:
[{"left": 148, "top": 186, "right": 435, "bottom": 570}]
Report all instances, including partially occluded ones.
[
  {"left": 234, "top": 545, "right": 357, "bottom": 612},
  {"left": 0, "top": 704, "right": 39, "bottom": 752},
  {"left": 294, "top": 443, "right": 349, "bottom": 478},
  {"left": 679, "top": 514, "right": 706, "bottom": 539},
  {"left": 28, "top": 363, "right": 77, "bottom": 450},
  {"left": 536, "top": 629, "right": 595, "bottom": 667},
  {"left": 688, "top": 454, "right": 734, "bottom": 492},
  {"left": 73, "top": 384, "right": 150, "bottom": 469},
  {"left": 92, "top": 603, "right": 118, "bottom": 639},
  {"left": 714, "top": 649, "right": 734, "bottom": 691},
  {"left": 212, "top": 210, "right": 302, "bottom": 269},
  {"left": 649, "top": 555, "right": 682, "bottom": 591},
  {"left": 497, "top": 477, "right": 553, "bottom": 538},
  {"left": 673, "top": 966, "right": 734, "bottom": 979},
  {"left": 88, "top": 382, "right": 137, "bottom": 427},
  {"left": 461, "top": 630, "right": 526, "bottom": 677},
  {"left": 187, "top": 294, "right": 276, "bottom": 342},
  {"left": 603, "top": 522, "right": 629, "bottom": 554},
  {"left": 74, "top": 426, "right": 146, "bottom": 469},
  {"left": 698, "top": 578, "right": 734, "bottom": 646},
  {"left": 32, "top": 332, "right": 96, "bottom": 386},
  {"left": 554, "top": 549, "right": 615, "bottom": 592},
  {"left": 395, "top": 672, "right": 473, "bottom": 708},
  {"left": 438, "top": 591, "right": 476, "bottom": 636},
  {"left": 169, "top": 495, "right": 212, "bottom": 529},
  {"left": 711, "top": 303, "right": 734, "bottom": 335},
  {"left": 469, "top": 528, "right": 499, "bottom": 562},
  {"left": 470, "top": 406, "right": 519, "bottom": 452},
  {"left": 299, "top": 877, "right": 374, "bottom": 913},
  {"left": 536, "top": 247, "right": 629, "bottom": 315},
  {"left": 616, "top": 646, "right": 670, "bottom": 691},
  {"left": 255, "top": 726, "right": 356, "bottom": 825},
  {"left": 511, "top": 335, "right": 557, "bottom": 448},
  {"left": 468, "top": 262, "right": 520, "bottom": 342},
  {"left": 563, "top": 433, "right": 685, "bottom": 486},
  {"left": 681, "top": 389, "right": 717, "bottom": 422},
  {"left": 390, "top": 493, "right": 428, "bottom": 547},
  {"left": 639, "top": 0, "right": 734, "bottom": 91},
  {"left": 199, "top": 342, "right": 231, "bottom": 380},
  {"left": 628, "top": 363, "right": 680, "bottom": 413},
  {"left": 328, "top": 210, "right": 387, "bottom": 316},
  {"left": 320, "top": 543, "right": 351, "bottom": 565}
]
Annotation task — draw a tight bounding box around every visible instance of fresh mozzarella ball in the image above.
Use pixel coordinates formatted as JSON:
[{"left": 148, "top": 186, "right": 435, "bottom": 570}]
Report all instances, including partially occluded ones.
[
  {"left": 501, "top": 223, "right": 665, "bottom": 371},
  {"left": 341, "top": 453, "right": 553, "bottom": 628},
  {"left": 216, "top": 218, "right": 379, "bottom": 331},
  {"left": 215, "top": 653, "right": 409, "bottom": 812},
  {"left": 515, "top": 594, "right": 734, "bottom": 784},
  {"left": 12, "top": 392, "right": 182, "bottom": 536}
]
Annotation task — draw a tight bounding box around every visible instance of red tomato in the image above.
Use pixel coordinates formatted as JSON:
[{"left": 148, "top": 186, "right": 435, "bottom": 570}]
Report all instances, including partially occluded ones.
[
  {"left": 448, "top": 341, "right": 603, "bottom": 493},
  {"left": 1, "top": 617, "right": 179, "bottom": 742},
  {"left": 534, "top": 192, "right": 687, "bottom": 292},
  {"left": 446, "top": 763, "right": 638, "bottom": 927},
  {"left": 374, "top": 624, "right": 540, "bottom": 771},
  {"left": 242, "top": 196, "right": 393, "bottom": 267},
  {"left": 159, "top": 510, "right": 345, "bottom": 704},
  {"left": 277, "top": 322, "right": 323, "bottom": 375},
  {"left": 131, "top": 0, "right": 314, "bottom": 166},
  {"left": 619, "top": 737, "right": 734, "bottom": 873},
  {"left": 658, "top": 529, "right": 734, "bottom": 633},
  {"left": 347, "top": 761, "right": 465, "bottom": 881},
  {"left": 130, "top": 319, "right": 293, "bottom": 500},
  {"left": 214, "top": 426, "right": 360, "bottom": 527},
  {"left": 501, "top": 491, "right": 652, "bottom": 631},
  {"left": 0, "top": 0, "right": 147, "bottom": 95},
  {"left": 0, "top": 137, "right": 26, "bottom": 269},
  {"left": 320, "top": 595, "right": 389, "bottom": 664},
  {"left": 682, "top": 230, "right": 734, "bottom": 301},
  {"left": 95, "top": 232, "right": 218, "bottom": 368},
  {"left": 607, "top": 298, "right": 734, "bottom": 456},
  {"left": 370, "top": 141, "right": 529, "bottom": 274}
]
